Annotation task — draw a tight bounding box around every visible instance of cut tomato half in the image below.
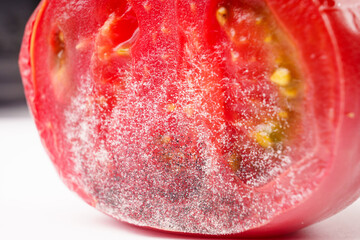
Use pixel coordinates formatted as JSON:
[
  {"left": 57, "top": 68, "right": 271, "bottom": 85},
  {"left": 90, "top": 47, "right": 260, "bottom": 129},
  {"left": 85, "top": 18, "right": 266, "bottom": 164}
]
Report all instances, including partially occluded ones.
[{"left": 19, "top": 0, "right": 360, "bottom": 236}]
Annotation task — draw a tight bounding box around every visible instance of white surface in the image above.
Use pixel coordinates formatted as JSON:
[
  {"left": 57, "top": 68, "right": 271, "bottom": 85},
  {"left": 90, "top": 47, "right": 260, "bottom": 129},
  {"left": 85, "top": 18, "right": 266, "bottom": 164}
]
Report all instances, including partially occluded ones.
[{"left": 0, "top": 105, "right": 360, "bottom": 240}]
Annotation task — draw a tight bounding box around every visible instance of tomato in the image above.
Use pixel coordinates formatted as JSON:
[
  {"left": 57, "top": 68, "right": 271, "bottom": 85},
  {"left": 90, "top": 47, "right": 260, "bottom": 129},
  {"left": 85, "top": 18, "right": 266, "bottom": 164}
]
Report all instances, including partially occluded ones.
[{"left": 19, "top": 0, "right": 360, "bottom": 236}]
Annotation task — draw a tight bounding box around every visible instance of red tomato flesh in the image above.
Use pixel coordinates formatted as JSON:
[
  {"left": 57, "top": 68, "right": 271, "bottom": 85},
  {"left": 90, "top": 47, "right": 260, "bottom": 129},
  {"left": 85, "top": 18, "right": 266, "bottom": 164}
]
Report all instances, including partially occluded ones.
[{"left": 19, "top": 0, "right": 360, "bottom": 236}]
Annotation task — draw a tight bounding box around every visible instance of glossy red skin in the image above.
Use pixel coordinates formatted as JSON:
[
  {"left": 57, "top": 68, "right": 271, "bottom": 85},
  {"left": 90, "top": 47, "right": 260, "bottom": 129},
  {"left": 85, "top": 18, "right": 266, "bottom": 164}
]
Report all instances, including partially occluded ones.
[{"left": 19, "top": 0, "right": 360, "bottom": 237}]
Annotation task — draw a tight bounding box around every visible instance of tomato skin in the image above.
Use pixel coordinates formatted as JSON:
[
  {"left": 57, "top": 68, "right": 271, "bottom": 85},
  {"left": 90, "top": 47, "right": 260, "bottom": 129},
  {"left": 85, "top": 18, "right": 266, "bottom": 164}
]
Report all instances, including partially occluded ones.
[
  {"left": 243, "top": 0, "right": 360, "bottom": 236},
  {"left": 19, "top": 0, "right": 360, "bottom": 236}
]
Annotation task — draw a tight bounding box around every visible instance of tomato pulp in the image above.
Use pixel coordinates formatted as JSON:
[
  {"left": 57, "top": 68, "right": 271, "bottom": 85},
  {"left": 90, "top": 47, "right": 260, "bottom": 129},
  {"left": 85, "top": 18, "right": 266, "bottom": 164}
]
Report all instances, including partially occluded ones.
[{"left": 19, "top": 0, "right": 360, "bottom": 236}]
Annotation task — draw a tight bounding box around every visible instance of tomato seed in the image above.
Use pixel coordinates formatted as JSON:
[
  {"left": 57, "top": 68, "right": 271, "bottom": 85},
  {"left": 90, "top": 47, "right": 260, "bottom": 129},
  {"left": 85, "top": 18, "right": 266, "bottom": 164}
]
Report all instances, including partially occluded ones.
[{"left": 216, "top": 7, "right": 228, "bottom": 26}]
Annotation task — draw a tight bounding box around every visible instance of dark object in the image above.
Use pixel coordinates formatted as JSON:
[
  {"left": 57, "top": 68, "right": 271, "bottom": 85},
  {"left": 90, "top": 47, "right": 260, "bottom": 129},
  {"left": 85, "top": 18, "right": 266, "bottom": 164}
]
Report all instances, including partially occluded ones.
[{"left": 0, "top": 0, "right": 39, "bottom": 104}]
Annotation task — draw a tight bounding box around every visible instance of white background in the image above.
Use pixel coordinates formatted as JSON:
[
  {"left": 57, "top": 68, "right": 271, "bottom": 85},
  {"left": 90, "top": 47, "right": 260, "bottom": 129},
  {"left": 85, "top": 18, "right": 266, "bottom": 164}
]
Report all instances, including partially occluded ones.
[{"left": 1, "top": 105, "right": 360, "bottom": 240}]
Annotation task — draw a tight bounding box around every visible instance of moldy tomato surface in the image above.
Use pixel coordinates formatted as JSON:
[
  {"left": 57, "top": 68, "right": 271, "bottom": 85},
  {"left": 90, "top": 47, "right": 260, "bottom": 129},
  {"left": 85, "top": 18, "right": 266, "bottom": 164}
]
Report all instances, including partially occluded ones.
[{"left": 19, "top": 0, "right": 360, "bottom": 237}]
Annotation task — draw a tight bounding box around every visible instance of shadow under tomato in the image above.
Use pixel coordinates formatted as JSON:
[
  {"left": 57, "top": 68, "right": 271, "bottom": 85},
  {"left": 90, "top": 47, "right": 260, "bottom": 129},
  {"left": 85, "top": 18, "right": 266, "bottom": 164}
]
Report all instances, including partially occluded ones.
[{"left": 98, "top": 215, "right": 313, "bottom": 240}]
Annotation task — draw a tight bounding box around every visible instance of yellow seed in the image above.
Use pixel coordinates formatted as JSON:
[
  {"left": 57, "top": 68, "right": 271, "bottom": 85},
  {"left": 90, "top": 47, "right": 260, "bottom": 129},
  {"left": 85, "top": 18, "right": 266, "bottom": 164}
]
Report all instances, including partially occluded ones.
[
  {"left": 280, "top": 87, "right": 298, "bottom": 98},
  {"left": 97, "top": 95, "right": 107, "bottom": 107},
  {"left": 116, "top": 48, "right": 130, "bottom": 56},
  {"left": 255, "top": 16, "right": 263, "bottom": 25},
  {"left": 264, "top": 35, "right": 272, "bottom": 43},
  {"left": 231, "top": 51, "right": 239, "bottom": 62},
  {"left": 75, "top": 42, "right": 83, "bottom": 50},
  {"left": 45, "top": 121, "right": 53, "bottom": 129},
  {"left": 278, "top": 111, "right": 289, "bottom": 119},
  {"left": 75, "top": 39, "right": 89, "bottom": 50},
  {"left": 216, "top": 7, "right": 228, "bottom": 26},
  {"left": 254, "top": 131, "right": 273, "bottom": 148},
  {"left": 161, "top": 135, "right": 171, "bottom": 144},
  {"left": 190, "top": 2, "right": 196, "bottom": 12},
  {"left": 58, "top": 31, "right": 64, "bottom": 42},
  {"left": 228, "top": 154, "right": 240, "bottom": 171},
  {"left": 166, "top": 103, "right": 176, "bottom": 112},
  {"left": 161, "top": 25, "right": 169, "bottom": 34},
  {"left": 347, "top": 112, "right": 355, "bottom": 119},
  {"left": 161, "top": 54, "right": 170, "bottom": 60},
  {"left": 143, "top": 2, "right": 151, "bottom": 11},
  {"left": 271, "top": 68, "right": 291, "bottom": 86},
  {"left": 184, "top": 105, "right": 194, "bottom": 117}
]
